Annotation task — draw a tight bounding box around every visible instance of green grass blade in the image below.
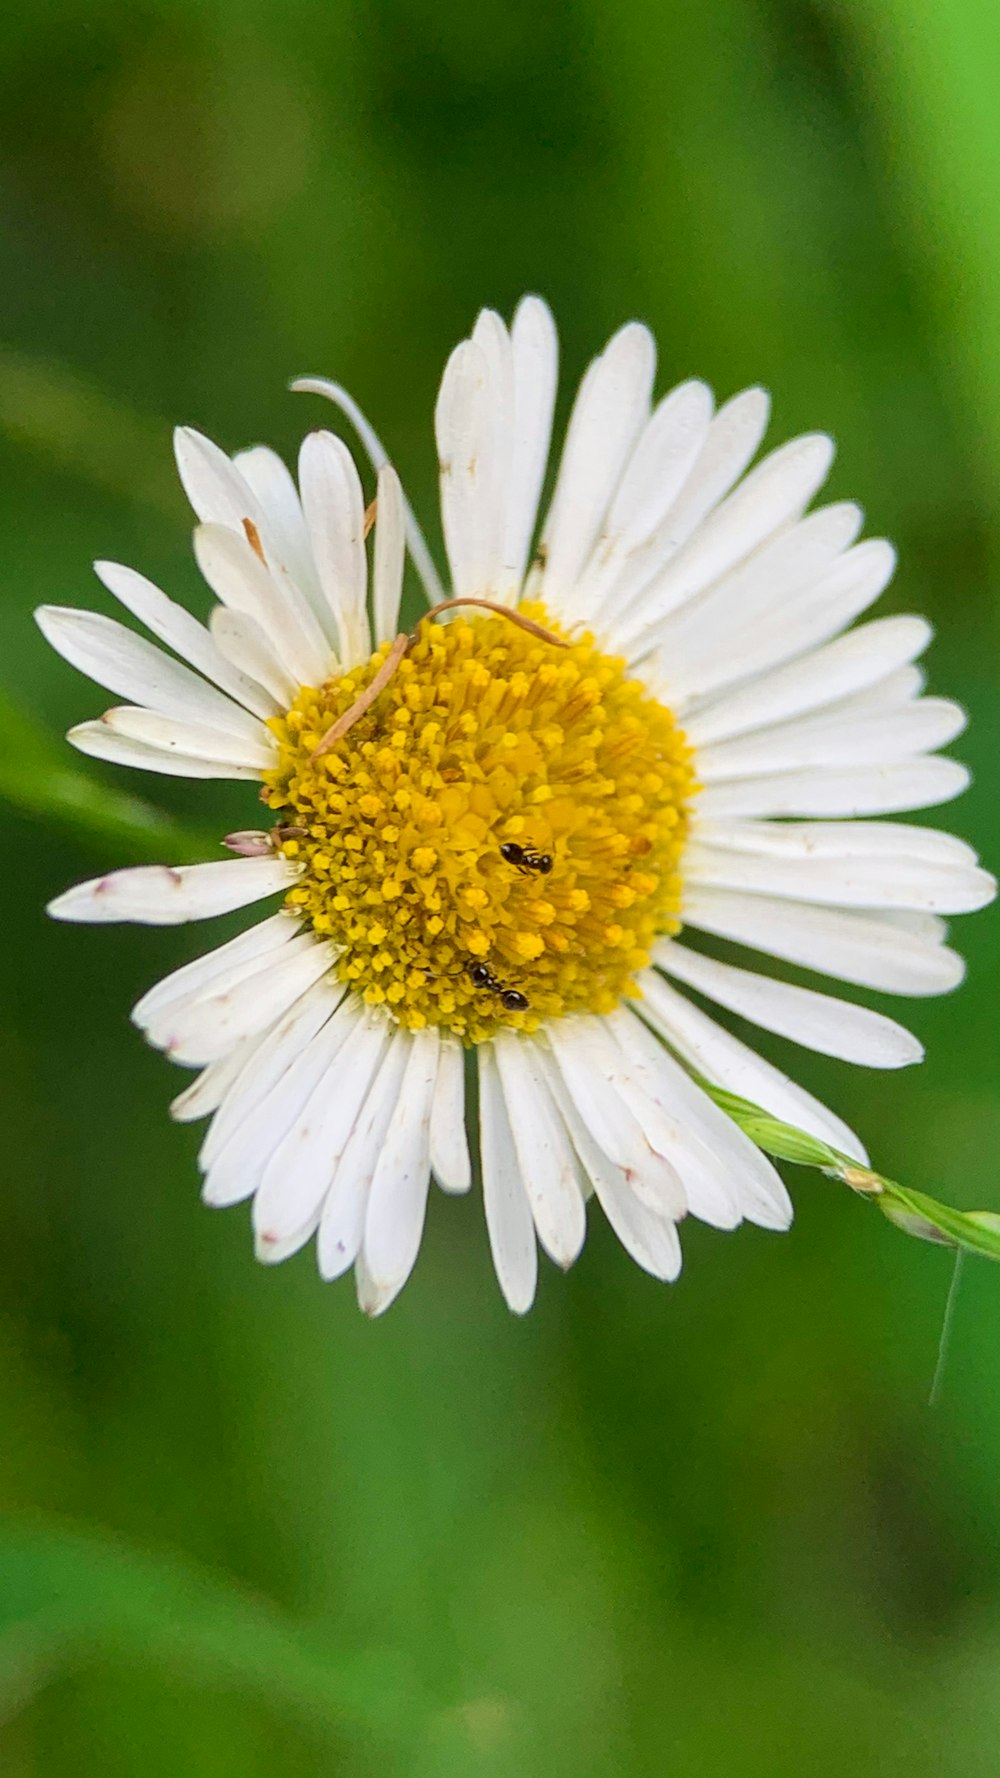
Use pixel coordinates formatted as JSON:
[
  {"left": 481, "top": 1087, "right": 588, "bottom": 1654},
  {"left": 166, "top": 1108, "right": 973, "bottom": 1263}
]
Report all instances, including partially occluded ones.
[{"left": 0, "top": 692, "right": 208, "bottom": 860}]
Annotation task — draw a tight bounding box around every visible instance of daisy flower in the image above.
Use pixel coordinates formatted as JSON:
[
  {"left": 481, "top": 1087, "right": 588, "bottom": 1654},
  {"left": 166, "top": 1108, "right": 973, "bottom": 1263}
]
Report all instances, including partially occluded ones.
[{"left": 39, "top": 297, "right": 995, "bottom": 1314}]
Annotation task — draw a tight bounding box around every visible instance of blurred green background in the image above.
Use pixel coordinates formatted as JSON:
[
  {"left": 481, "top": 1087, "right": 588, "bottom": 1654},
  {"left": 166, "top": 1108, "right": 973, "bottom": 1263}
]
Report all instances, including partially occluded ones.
[{"left": 2, "top": 0, "right": 1000, "bottom": 1772}]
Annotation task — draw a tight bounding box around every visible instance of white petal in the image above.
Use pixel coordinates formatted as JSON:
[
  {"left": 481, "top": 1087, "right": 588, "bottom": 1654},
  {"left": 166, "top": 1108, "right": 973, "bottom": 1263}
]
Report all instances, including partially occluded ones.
[
  {"left": 619, "top": 432, "right": 834, "bottom": 640},
  {"left": 880, "top": 909, "right": 950, "bottom": 942},
  {"left": 641, "top": 385, "right": 771, "bottom": 559},
  {"left": 174, "top": 426, "right": 265, "bottom": 532},
  {"left": 48, "top": 856, "right": 297, "bottom": 925},
  {"left": 685, "top": 616, "right": 933, "bottom": 747},
  {"left": 696, "top": 698, "right": 966, "bottom": 782},
  {"left": 153, "top": 933, "right": 334, "bottom": 1066},
  {"left": 251, "top": 1211, "right": 325, "bottom": 1267},
  {"left": 353, "top": 1248, "right": 389, "bottom": 1315},
  {"left": 681, "top": 886, "right": 966, "bottom": 996},
  {"left": 546, "top": 1024, "right": 739, "bottom": 1229},
  {"left": 174, "top": 426, "right": 281, "bottom": 544},
  {"left": 199, "top": 977, "right": 345, "bottom": 1170},
  {"left": 435, "top": 337, "right": 505, "bottom": 600},
  {"left": 93, "top": 560, "right": 280, "bottom": 721},
  {"left": 471, "top": 308, "right": 515, "bottom": 587},
  {"left": 623, "top": 494, "right": 858, "bottom": 663},
  {"left": 545, "top": 1019, "right": 687, "bottom": 1219},
  {"left": 691, "top": 818, "right": 978, "bottom": 869},
  {"left": 429, "top": 1033, "right": 471, "bottom": 1193},
  {"left": 603, "top": 380, "right": 717, "bottom": 557},
  {"left": 538, "top": 322, "right": 656, "bottom": 612},
  {"left": 298, "top": 430, "right": 371, "bottom": 666},
  {"left": 290, "top": 376, "right": 445, "bottom": 606},
  {"left": 501, "top": 294, "right": 558, "bottom": 593},
  {"left": 132, "top": 910, "right": 300, "bottom": 1031},
  {"left": 66, "top": 721, "right": 263, "bottom": 780},
  {"left": 314, "top": 1038, "right": 400, "bottom": 1280},
  {"left": 232, "top": 445, "right": 321, "bottom": 608},
  {"left": 562, "top": 1024, "right": 747, "bottom": 1230},
  {"left": 491, "top": 1030, "right": 586, "bottom": 1266},
  {"left": 176, "top": 422, "right": 335, "bottom": 685},
  {"left": 610, "top": 1006, "right": 792, "bottom": 1230},
  {"left": 478, "top": 1043, "right": 538, "bottom": 1312},
  {"left": 637, "top": 971, "right": 867, "bottom": 1161},
  {"left": 95, "top": 706, "right": 277, "bottom": 771},
  {"left": 657, "top": 942, "right": 923, "bottom": 1068},
  {"left": 372, "top": 463, "right": 406, "bottom": 644},
  {"left": 657, "top": 537, "right": 897, "bottom": 707},
  {"left": 830, "top": 664, "right": 925, "bottom": 717},
  {"left": 36, "top": 605, "right": 266, "bottom": 741},
  {"left": 202, "top": 991, "right": 361, "bottom": 1208},
  {"left": 579, "top": 379, "right": 715, "bottom": 619},
  {"left": 318, "top": 1030, "right": 413, "bottom": 1282},
  {"left": 683, "top": 838, "right": 994, "bottom": 913},
  {"left": 694, "top": 756, "right": 971, "bottom": 820},
  {"left": 168, "top": 1036, "right": 263, "bottom": 1123},
  {"left": 209, "top": 607, "right": 299, "bottom": 708},
  {"left": 139, "top": 930, "right": 313, "bottom": 1056},
  {"left": 592, "top": 384, "right": 771, "bottom": 640},
  {"left": 253, "top": 1013, "right": 389, "bottom": 1259},
  {"left": 360, "top": 1026, "right": 440, "bottom": 1311},
  {"left": 545, "top": 1016, "right": 659, "bottom": 1171},
  {"left": 543, "top": 1059, "right": 683, "bottom": 1281},
  {"left": 193, "top": 523, "right": 330, "bottom": 688}
]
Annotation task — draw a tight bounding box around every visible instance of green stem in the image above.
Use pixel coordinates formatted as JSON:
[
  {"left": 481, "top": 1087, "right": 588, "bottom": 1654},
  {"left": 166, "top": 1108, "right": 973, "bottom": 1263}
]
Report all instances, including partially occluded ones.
[{"left": 701, "top": 1082, "right": 1000, "bottom": 1265}]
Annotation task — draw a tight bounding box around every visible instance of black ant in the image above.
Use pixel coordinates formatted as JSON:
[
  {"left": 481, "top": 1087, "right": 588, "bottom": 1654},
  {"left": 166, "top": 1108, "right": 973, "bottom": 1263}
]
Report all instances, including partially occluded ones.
[
  {"left": 466, "top": 961, "right": 529, "bottom": 1012},
  {"left": 500, "top": 841, "right": 552, "bottom": 876}
]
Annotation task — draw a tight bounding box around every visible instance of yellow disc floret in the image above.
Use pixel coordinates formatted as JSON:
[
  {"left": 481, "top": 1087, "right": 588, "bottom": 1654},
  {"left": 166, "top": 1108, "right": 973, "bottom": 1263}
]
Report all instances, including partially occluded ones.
[{"left": 262, "top": 605, "right": 697, "bottom": 1042}]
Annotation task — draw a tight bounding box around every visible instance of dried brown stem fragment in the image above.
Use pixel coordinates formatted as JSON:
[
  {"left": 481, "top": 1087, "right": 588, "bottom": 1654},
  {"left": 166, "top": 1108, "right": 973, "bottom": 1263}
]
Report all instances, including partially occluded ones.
[
  {"left": 419, "top": 597, "right": 567, "bottom": 647},
  {"left": 309, "top": 631, "right": 411, "bottom": 760},
  {"left": 308, "top": 597, "right": 566, "bottom": 765}
]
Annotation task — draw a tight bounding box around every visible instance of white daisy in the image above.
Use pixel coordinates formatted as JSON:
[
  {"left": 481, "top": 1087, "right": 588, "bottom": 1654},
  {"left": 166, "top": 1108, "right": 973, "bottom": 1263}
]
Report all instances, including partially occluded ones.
[{"left": 39, "top": 296, "right": 995, "bottom": 1314}]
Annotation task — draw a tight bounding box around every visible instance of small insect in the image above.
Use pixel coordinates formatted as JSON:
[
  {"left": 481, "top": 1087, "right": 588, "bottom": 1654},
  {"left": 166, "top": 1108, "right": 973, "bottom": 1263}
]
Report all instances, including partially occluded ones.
[
  {"left": 500, "top": 841, "right": 553, "bottom": 876},
  {"left": 466, "top": 960, "right": 530, "bottom": 1012}
]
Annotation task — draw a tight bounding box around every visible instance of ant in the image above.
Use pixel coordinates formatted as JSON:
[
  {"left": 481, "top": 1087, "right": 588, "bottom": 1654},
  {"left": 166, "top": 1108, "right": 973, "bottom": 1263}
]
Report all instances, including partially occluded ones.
[
  {"left": 500, "top": 841, "right": 553, "bottom": 876},
  {"left": 425, "top": 958, "right": 530, "bottom": 1013},
  {"left": 466, "top": 961, "right": 529, "bottom": 1012}
]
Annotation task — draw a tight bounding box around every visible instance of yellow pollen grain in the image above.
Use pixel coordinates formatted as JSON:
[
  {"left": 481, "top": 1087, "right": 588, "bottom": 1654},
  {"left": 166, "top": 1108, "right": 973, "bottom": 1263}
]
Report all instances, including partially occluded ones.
[{"left": 261, "top": 606, "right": 697, "bottom": 1042}]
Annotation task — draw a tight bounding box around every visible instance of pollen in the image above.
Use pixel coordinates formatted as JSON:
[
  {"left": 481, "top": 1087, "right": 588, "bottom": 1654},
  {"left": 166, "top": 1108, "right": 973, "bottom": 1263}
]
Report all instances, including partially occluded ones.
[{"left": 262, "top": 607, "right": 697, "bottom": 1042}]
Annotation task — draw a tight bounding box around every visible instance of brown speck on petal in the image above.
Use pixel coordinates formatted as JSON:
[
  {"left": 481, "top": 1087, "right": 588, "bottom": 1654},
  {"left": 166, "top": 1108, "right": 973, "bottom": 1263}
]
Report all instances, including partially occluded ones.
[{"left": 242, "top": 517, "right": 266, "bottom": 565}]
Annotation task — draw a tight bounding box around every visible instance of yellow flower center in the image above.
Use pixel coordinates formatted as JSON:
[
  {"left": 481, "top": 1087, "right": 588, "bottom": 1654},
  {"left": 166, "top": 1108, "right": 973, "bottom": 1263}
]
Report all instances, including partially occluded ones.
[{"left": 262, "top": 605, "right": 697, "bottom": 1042}]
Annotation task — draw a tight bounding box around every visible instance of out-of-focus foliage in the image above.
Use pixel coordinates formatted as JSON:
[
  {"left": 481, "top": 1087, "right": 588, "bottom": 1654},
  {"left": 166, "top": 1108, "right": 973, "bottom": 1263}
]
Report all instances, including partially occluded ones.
[{"left": 1, "top": 1, "right": 1000, "bottom": 1773}]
